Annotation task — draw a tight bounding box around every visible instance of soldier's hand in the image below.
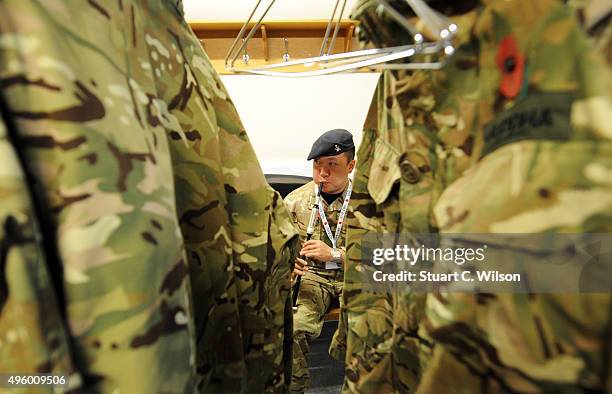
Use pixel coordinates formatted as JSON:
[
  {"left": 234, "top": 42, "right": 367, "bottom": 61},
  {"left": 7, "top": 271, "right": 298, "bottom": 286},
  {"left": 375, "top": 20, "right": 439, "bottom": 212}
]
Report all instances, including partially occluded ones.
[
  {"left": 294, "top": 257, "right": 309, "bottom": 275},
  {"left": 291, "top": 257, "right": 309, "bottom": 285},
  {"left": 300, "top": 240, "right": 332, "bottom": 262}
]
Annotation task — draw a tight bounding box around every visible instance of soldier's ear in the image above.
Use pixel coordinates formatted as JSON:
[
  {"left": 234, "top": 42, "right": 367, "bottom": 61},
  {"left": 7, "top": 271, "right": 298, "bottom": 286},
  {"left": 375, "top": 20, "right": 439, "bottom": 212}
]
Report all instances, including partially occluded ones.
[{"left": 348, "top": 159, "right": 356, "bottom": 173}]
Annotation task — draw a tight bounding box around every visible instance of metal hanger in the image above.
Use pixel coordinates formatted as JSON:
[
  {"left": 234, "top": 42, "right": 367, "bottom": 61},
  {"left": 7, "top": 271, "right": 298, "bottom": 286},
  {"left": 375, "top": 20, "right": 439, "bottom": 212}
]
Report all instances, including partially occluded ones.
[
  {"left": 320, "top": 0, "right": 349, "bottom": 56},
  {"left": 224, "top": 0, "right": 457, "bottom": 77},
  {"left": 224, "top": 0, "right": 276, "bottom": 71}
]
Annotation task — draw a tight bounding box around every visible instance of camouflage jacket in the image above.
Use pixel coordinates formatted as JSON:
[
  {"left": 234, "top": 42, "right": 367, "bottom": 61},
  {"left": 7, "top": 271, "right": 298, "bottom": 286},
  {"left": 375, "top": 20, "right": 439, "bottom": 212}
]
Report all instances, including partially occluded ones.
[
  {"left": 344, "top": 0, "right": 611, "bottom": 393},
  {"left": 0, "top": 0, "right": 298, "bottom": 393},
  {"left": 284, "top": 181, "right": 349, "bottom": 273},
  {"left": 341, "top": 3, "right": 480, "bottom": 392},
  {"left": 420, "top": 1, "right": 612, "bottom": 392}
]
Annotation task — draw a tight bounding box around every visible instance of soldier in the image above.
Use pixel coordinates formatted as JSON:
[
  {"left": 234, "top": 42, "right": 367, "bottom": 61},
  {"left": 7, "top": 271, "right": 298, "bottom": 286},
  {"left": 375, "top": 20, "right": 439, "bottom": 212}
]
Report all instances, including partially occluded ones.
[
  {"left": 285, "top": 129, "right": 356, "bottom": 393},
  {"left": 0, "top": 0, "right": 298, "bottom": 392}
]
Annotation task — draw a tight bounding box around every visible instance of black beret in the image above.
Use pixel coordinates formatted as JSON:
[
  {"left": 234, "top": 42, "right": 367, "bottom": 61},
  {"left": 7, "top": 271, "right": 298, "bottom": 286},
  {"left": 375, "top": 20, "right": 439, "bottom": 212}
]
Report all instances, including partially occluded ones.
[{"left": 307, "top": 129, "right": 355, "bottom": 160}]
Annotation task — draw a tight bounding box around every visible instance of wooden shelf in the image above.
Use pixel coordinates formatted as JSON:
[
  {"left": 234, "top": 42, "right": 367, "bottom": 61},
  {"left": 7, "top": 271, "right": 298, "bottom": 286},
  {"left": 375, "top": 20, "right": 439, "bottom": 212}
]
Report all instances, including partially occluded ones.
[
  {"left": 190, "top": 19, "right": 358, "bottom": 38},
  {"left": 189, "top": 20, "right": 360, "bottom": 74}
]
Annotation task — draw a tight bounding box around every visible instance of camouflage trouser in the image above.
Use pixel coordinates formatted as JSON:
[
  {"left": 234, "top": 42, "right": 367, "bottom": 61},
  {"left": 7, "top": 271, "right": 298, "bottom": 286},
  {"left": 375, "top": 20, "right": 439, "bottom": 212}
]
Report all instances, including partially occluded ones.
[{"left": 291, "top": 269, "right": 344, "bottom": 393}]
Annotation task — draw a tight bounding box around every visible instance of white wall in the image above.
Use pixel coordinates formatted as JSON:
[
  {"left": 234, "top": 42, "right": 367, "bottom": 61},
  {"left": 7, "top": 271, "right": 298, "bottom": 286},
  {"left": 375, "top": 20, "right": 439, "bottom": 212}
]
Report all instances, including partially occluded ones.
[
  {"left": 184, "top": 0, "right": 358, "bottom": 21},
  {"left": 220, "top": 74, "right": 380, "bottom": 177}
]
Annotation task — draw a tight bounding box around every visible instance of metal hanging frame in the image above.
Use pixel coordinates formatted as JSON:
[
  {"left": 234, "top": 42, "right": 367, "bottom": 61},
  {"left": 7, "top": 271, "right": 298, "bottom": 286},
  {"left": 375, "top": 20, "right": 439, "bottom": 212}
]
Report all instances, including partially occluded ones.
[
  {"left": 223, "top": 0, "right": 458, "bottom": 77},
  {"left": 319, "top": 0, "right": 349, "bottom": 56}
]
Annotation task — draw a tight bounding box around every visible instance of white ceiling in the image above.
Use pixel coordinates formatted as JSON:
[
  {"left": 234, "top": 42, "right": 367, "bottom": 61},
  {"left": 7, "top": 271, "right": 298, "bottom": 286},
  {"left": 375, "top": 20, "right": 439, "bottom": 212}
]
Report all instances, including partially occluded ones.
[{"left": 184, "top": 0, "right": 359, "bottom": 21}]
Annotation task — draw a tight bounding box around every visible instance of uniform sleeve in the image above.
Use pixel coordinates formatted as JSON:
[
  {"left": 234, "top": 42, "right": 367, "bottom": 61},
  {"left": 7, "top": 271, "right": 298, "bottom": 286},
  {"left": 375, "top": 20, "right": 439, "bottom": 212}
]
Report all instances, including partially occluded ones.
[
  {"left": 282, "top": 193, "right": 297, "bottom": 227},
  {"left": 342, "top": 101, "right": 400, "bottom": 392},
  {"left": 215, "top": 80, "right": 299, "bottom": 392},
  {"left": 0, "top": 108, "right": 77, "bottom": 381},
  {"left": 166, "top": 27, "right": 299, "bottom": 391},
  {"left": 283, "top": 186, "right": 312, "bottom": 243}
]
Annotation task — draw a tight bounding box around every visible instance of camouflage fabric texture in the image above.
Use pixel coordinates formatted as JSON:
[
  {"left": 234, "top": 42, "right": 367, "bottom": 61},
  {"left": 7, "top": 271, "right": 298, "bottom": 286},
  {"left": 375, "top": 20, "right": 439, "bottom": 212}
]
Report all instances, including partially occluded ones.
[
  {"left": 0, "top": 0, "right": 298, "bottom": 393},
  {"left": 284, "top": 181, "right": 349, "bottom": 272},
  {"left": 284, "top": 181, "right": 348, "bottom": 392},
  {"left": 571, "top": 0, "right": 611, "bottom": 65},
  {"left": 421, "top": 1, "right": 612, "bottom": 392},
  {"left": 342, "top": 3, "right": 480, "bottom": 392},
  {"left": 344, "top": 0, "right": 611, "bottom": 393},
  {"left": 290, "top": 271, "right": 343, "bottom": 393}
]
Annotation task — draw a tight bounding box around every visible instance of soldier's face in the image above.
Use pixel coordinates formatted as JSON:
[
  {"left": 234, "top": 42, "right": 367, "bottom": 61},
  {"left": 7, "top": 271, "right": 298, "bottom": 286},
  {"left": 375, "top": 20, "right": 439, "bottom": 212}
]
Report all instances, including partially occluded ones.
[{"left": 313, "top": 154, "right": 355, "bottom": 194}]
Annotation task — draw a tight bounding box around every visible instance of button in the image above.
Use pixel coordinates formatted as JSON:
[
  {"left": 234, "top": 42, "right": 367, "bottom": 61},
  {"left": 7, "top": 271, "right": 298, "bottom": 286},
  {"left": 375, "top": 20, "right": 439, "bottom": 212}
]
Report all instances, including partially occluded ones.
[
  {"left": 399, "top": 155, "right": 421, "bottom": 184},
  {"left": 381, "top": 165, "right": 389, "bottom": 171}
]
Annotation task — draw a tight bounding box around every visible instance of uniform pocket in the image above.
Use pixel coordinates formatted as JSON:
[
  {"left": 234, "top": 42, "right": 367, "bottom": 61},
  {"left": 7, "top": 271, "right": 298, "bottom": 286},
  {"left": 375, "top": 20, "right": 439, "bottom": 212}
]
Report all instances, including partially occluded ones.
[{"left": 368, "top": 138, "right": 401, "bottom": 204}]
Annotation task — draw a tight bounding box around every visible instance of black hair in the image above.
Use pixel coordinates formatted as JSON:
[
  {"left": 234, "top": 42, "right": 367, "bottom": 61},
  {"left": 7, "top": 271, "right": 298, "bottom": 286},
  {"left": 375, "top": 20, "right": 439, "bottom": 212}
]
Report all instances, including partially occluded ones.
[{"left": 344, "top": 148, "right": 355, "bottom": 162}]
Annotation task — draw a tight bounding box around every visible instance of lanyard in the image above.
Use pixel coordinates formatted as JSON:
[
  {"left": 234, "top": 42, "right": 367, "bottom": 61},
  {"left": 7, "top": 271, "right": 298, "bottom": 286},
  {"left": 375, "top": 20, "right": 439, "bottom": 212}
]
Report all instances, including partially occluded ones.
[{"left": 314, "top": 179, "right": 352, "bottom": 250}]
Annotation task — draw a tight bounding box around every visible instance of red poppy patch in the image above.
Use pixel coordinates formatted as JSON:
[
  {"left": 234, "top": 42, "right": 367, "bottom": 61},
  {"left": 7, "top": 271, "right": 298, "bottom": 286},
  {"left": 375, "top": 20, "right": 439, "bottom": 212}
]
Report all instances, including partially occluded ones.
[{"left": 496, "top": 35, "right": 525, "bottom": 99}]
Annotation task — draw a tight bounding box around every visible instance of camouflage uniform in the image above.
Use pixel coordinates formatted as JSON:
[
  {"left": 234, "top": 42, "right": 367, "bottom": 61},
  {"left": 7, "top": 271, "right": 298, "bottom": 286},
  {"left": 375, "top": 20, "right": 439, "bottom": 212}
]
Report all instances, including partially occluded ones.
[
  {"left": 284, "top": 181, "right": 349, "bottom": 393},
  {"left": 342, "top": 3, "right": 479, "bottom": 392},
  {"left": 419, "top": 1, "right": 612, "bottom": 392},
  {"left": 0, "top": 0, "right": 298, "bottom": 393},
  {"left": 344, "top": 0, "right": 611, "bottom": 393},
  {"left": 572, "top": 0, "right": 611, "bottom": 65}
]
